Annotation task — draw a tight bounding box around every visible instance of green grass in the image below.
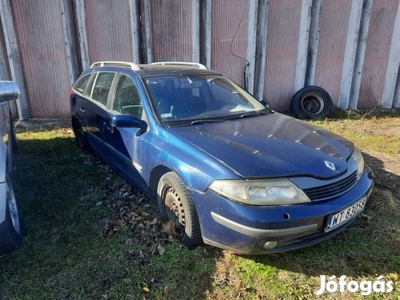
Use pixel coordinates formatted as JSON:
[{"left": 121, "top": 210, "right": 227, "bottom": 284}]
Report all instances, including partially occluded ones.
[
  {"left": 0, "top": 128, "right": 216, "bottom": 299},
  {"left": 1, "top": 115, "right": 399, "bottom": 299},
  {"left": 311, "top": 115, "right": 400, "bottom": 156}
]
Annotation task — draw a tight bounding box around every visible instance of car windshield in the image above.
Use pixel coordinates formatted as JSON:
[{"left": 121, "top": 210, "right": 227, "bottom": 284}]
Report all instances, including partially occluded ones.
[{"left": 144, "top": 74, "right": 270, "bottom": 126}]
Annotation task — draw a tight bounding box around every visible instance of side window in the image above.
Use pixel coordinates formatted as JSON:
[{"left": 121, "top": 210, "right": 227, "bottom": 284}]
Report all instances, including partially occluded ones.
[
  {"left": 112, "top": 75, "right": 143, "bottom": 119},
  {"left": 73, "top": 74, "right": 91, "bottom": 94},
  {"left": 90, "top": 72, "right": 116, "bottom": 106}
]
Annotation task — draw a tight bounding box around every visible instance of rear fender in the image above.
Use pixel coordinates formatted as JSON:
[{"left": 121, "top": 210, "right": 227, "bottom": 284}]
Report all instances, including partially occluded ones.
[
  {"left": 0, "top": 142, "right": 7, "bottom": 183},
  {"left": 0, "top": 183, "right": 6, "bottom": 224}
]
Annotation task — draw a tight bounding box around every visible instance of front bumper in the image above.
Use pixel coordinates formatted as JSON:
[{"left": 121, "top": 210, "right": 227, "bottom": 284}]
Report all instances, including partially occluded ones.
[{"left": 195, "top": 168, "right": 374, "bottom": 255}]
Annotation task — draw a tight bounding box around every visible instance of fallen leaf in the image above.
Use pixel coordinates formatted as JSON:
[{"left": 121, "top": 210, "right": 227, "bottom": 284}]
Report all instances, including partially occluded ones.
[
  {"left": 231, "top": 279, "right": 242, "bottom": 289},
  {"left": 162, "top": 220, "right": 176, "bottom": 234},
  {"left": 157, "top": 245, "right": 166, "bottom": 255}
]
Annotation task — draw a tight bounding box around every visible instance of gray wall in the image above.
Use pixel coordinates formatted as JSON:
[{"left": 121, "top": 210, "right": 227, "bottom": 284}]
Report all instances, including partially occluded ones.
[{"left": 0, "top": 0, "right": 399, "bottom": 119}]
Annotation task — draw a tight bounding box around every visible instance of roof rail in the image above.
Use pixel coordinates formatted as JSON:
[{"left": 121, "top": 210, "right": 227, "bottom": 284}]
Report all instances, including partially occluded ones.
[
  {"left": 90, "top": 61, "right": 141, "bottom": 71},
  {"left": 151, "top": 61, "right": 207, "bottom": 69}
]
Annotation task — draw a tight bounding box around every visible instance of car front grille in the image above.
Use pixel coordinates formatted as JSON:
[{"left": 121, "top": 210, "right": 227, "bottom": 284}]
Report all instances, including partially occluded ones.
[{"left": 303, "top": 171, "right": 358, "bottom": 202}]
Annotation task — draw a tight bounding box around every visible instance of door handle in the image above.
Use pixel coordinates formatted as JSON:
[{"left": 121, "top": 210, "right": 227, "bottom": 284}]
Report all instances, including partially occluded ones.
[{"left": 79, "top": 107, "right": 85, "bottom": 113}]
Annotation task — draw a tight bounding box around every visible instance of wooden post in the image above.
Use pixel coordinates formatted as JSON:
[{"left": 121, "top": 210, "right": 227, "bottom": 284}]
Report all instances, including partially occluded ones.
[
  {"left": 254, "top": 0, "right": 269, "bottom": 101},
  {"left": 246, "top": 0, "right": 258, "bottom": 95},
  {"left": 129, "top": 0, "right": 142, "bottom": 63},
  {"left": 73, "top": 0, "right": 90, "bottom": 70},
  {"left": 202, "top": 0, "right": 212, "bottom": 69},
  {"left": 143, "top": 0, "right": 153, "bottom": 63},
  {"left": 339, "top": 0, "right": 363, "bottom": 110},
  {"left": 305, "top": 0, "right": 323, "bottom": 86},
  {"left": 0, "top": 0, "right": 29, "bottom": 120},
  {"left": 294, "top": 0, "right": 312, "bottom": 92},
  {"left": 349, "top": 0, "right": 373, "bottom": 109}
]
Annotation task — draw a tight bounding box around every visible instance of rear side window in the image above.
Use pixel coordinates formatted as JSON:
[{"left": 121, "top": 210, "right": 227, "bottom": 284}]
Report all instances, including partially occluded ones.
[
  {"left": 90, "top": 72, "right": 116, "bottom": 105},
  {"left": 74, "top": 74, "right": 91, "bottom": 93}
]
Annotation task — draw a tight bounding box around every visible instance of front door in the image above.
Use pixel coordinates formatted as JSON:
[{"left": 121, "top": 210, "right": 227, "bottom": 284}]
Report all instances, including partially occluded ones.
[{"left": 106, "top": 74, "right": 148, "bottom": 193}]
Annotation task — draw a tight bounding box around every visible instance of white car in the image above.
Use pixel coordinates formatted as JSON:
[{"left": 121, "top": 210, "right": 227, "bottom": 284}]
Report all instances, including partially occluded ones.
[{"left": 0, "top": 81, "right": 21, "bottom": 255}]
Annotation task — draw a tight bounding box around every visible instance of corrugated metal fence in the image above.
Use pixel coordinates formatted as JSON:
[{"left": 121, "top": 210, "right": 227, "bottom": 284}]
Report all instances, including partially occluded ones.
[{"left": 0, "top": 0, "right": 399, "bottom": 119}]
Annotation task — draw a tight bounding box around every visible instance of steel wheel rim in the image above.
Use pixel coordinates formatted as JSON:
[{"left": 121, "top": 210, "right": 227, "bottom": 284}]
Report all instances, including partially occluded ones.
[
  {"left": 301, "top": 93, "right": 325, "bottom": 115},
  {"left": 164, "top": 186, "right": 185, "bottom": 235}
]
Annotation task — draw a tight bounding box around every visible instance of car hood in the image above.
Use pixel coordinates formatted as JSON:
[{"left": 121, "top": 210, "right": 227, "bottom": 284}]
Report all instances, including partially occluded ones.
[{"left": 168, "top": 113, "right": 354, "bottom": 179}]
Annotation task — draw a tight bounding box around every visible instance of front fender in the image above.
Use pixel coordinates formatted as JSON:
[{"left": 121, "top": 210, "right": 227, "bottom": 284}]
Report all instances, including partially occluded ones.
[{"left": 145, "top": 130, "right": 238, "bottom": 193}]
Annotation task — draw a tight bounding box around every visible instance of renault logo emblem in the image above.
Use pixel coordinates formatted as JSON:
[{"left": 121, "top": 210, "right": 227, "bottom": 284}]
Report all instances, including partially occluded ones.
[{"left": 324, "top": 161, "right": 336, "bottom": 171}]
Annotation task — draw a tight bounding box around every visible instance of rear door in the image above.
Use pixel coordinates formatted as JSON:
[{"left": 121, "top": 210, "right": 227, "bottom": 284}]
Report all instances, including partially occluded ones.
[{"left": 81, "top": 71, "right": 117, "bottom": 154}]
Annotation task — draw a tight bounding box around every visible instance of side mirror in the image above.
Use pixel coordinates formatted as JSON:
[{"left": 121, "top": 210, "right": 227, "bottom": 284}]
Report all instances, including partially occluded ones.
[
  {"left": 111, "top": 114, "right": 147, "bottom": 136},
  {"left": 260, "top": 100, "right": 270, "bottom": 109},
  {"left": 0, "top": 81, "right": 20, "bottom": 102}
]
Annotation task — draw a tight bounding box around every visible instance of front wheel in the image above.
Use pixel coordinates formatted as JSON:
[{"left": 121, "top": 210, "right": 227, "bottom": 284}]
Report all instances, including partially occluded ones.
[
  {"left": 0, "top": 175, "right": 22, "bottom": 255},
  {"left": 157, "top": 172, "right": 202, "bottom": 249}
]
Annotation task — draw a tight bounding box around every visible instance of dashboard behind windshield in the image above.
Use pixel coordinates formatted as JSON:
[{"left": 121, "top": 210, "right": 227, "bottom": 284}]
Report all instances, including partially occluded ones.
[{"left": 144, "top": 74, "right": 269, "bottom": 126}]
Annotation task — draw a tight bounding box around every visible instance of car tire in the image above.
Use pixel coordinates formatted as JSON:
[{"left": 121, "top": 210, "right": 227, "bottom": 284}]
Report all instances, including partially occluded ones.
[
  {"left": 72, "top": 118, "right": 90, "bottom": 151},
  {"left": 0, "top": 175, "right": 22, "bottom": 256},
  {"left": 289, "top": 86, "right": 333, "bottom": 119},
  {"left": 157, "top": 172, "right": 202, "bottom": 249}
]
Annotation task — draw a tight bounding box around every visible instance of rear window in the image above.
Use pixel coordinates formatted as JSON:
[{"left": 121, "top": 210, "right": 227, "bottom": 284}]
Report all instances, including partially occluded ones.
[
  {"left": 89, "top": 72, "right": 116, "bottom": 106},
  {"left": 74, "top": 74, "right": 91, "bottom": 93}
]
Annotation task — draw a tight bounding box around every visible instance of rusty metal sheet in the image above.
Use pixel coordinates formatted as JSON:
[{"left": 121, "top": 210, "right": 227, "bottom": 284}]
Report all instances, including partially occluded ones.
[
  {"left": 3, "top": 0, "right": 400, "bottom": 119},
  {"left": 211, "top": 0, "right": 249, "bottom": 87},
  {"left": 314, "top": 0, "right": 352, "bottom": 107},
  {"left": 0, "top": 23, "right": 11, "bottom": 80},
  {"left": 263, "top": 0, "right": 303, "bottom": 110},
  {"left": 150, "top": 0, "right": 194, "bottom": 62},
  {"left": 84, "top": 0, "right": 133, "bottom": 63},
  {"left": 10, "top": 0, "right": 72, "bottom": 118}
]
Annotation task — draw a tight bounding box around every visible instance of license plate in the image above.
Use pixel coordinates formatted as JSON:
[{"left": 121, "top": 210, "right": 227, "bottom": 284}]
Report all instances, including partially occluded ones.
[{"left": 326, "top": 197, "right": 367, "bottom": 232}]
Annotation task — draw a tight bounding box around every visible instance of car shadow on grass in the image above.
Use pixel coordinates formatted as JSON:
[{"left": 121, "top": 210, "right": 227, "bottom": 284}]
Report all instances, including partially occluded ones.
[{"left": 1, "top": 133, "right": 218, "bottom": 300}]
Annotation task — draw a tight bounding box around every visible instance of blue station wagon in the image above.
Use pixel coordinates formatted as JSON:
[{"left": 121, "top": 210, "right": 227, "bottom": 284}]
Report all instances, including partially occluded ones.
[{"left": 70, "top": 61, "right": 374, "bottom": 254}]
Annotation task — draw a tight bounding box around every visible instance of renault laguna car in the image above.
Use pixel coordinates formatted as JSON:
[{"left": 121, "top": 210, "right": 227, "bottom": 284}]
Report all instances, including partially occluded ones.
[{"left": 69, "top": 61, "right": 373, "bottom": 254}]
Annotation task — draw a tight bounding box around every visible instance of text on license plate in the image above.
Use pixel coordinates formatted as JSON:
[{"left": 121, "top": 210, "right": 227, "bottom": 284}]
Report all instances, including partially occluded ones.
[{"left": 326, "top": 197, "right": 367, "bottom": 232}]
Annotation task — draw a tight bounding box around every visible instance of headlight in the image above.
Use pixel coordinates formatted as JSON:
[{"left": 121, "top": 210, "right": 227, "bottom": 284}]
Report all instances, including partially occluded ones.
[
  {"left": 209, "top": 178, "right": 311, "bottom": 206},
  {"left": 351, "top": 148, "right": 364, "bottom": 179}
]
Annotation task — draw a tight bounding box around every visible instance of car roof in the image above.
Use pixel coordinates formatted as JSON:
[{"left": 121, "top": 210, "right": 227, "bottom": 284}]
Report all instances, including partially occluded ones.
[{"left": 86, "top": 61, "right": 221, "bottom": 77}]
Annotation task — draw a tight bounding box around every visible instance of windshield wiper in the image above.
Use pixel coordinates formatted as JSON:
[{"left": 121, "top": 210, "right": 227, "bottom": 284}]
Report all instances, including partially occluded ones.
[
  {"left": 190, "top": 118, "right": 225, "bottom": 125},
  {"left": 240, "top": 110, "right": 269, "bottom": 118},
  {"left": 191, "top": 110, "right": 269, "bottom": 125}
]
